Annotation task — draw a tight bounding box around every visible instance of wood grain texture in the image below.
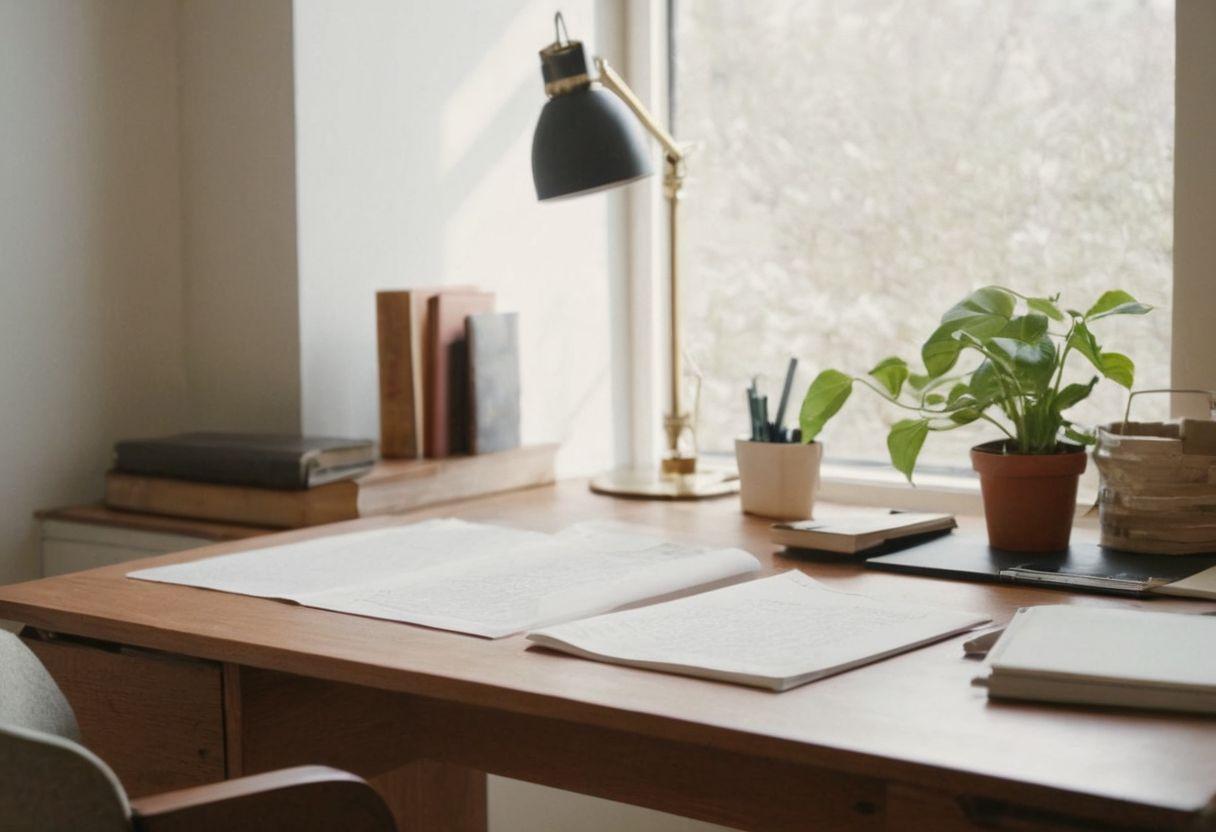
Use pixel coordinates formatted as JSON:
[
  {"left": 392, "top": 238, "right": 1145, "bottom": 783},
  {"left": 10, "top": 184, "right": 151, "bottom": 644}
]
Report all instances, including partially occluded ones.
[
  {"left": 232, "top": 666, "right": 485, "bottom": 832},
  {"left": 105, "top": 472, "right": 358, "bottom": 528},
  {"left": 21, "top": 633, "right": 226, "bottom": 797},
  {"left": 4, "top": 482, "right": 1216, "bottom": 828},
  {"left": 370, "top": 762, "right": 487, "bottom": 832},
  {"left": 130, "top": 765, "right": 396, "bottom": 832},
  {"left": 36, "top": 503, "right": 272, "bottom": 541},
  {"left": 377, "top": 290, "right": 424, "bottom": 459}
]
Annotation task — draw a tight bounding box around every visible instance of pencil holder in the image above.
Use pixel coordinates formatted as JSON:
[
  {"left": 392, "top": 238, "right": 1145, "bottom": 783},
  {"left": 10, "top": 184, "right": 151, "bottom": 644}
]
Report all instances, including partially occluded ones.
[{"left": 734, "top": 439, "right": 822, "bottom": 520}]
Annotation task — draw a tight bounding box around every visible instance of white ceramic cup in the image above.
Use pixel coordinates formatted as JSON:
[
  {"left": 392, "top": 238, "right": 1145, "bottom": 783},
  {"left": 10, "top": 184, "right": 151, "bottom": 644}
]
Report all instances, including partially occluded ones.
[{"left": 734, "top": 438, "right": 823, "bottom": 520}]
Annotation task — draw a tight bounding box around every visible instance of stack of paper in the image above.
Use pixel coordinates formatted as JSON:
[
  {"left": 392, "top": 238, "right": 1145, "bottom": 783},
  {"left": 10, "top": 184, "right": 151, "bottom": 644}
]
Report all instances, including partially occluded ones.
[
  {"left": 129, "top": 519, "right": 761, "bottom": 638},
  {"left": 980, "top": 605, "right": 1216, "bottom": 714},
  {"left": 528, "top": 571, "right": 989, "bottom": 691}
]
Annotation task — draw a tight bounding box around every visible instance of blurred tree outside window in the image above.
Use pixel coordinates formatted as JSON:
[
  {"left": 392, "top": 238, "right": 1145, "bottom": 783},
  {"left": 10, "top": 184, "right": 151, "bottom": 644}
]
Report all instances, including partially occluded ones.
[{"left": 672, "top": 0, "right": 1174, "bottom": 470}]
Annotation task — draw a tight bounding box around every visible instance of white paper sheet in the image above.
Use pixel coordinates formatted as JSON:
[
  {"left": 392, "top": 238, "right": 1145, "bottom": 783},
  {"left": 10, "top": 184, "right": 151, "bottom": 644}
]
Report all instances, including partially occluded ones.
[
  {"left": 128, "top": 519, "right": 761, "bottom": 638},
  {"left": 528, "top": 571, "right": 990, "bottom": 690}
]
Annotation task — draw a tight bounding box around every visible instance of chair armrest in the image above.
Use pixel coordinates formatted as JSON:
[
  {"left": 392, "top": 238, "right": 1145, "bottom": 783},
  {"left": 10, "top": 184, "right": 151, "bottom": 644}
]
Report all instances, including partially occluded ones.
[{"left": 129, "top": 765, "right": 396, "bottom": 832}]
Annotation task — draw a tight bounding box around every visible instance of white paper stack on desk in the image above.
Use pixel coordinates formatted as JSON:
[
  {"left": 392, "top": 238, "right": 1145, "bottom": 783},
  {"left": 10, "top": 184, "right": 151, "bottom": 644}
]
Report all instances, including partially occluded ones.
[{"left": 129, "top": 519, "right": 761, "bottom": 638}]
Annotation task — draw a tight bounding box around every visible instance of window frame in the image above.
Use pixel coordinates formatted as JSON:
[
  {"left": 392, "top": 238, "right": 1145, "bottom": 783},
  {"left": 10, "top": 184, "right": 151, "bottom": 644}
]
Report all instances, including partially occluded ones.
[{"left": 621, "top": 0, "right": 1213, "bottom": 511}]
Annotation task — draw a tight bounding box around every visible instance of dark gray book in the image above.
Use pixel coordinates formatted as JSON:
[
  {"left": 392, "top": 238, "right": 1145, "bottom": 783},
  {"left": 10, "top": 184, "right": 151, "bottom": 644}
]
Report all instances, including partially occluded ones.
[
  {"left": 113, "top": 433, "right": 375, "bottom": 490},
  {"left": 466, "top": 312, "right": 521, "bottom": 455}
]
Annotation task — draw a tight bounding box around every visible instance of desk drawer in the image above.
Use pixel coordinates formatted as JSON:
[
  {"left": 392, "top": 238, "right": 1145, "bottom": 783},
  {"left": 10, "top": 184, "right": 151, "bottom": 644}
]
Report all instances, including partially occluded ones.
[{"left": 21, "top": 631, "right": 227, "bottom": 797}]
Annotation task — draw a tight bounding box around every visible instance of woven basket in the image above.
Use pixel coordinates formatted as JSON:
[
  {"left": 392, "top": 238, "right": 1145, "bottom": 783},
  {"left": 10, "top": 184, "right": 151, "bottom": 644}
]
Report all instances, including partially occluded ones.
[{"left": 1095, "top": 418, "right": 1216, "bottom": 555}]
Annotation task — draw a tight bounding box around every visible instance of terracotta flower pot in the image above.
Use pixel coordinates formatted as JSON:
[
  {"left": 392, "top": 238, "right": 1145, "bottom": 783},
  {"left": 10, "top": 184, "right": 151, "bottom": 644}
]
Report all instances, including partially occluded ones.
[{"left": 970, "top": 440, "right": 1087, "bottom": 552}]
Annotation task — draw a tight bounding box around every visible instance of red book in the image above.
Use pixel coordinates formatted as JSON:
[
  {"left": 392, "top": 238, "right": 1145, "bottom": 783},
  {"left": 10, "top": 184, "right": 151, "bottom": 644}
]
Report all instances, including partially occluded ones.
[{"left": 425, "top": 290, "right": 495, "bottom": 457}]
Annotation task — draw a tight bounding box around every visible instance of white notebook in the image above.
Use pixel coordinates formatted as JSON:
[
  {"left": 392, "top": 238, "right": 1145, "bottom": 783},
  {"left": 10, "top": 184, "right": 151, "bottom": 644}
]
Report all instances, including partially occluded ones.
[
  {"left": 981, "top": 605, "right": 1216, "bottom": 715},
  {"left": 128, "top": 519, "right": 761, "bottom": 639},
  {"left": 528, "top": 571, "right": 989, "bottom": 691}
]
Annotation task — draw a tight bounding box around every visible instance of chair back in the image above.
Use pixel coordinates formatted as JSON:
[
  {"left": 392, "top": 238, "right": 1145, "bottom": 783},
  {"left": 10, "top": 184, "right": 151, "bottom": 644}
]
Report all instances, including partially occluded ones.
[{"left": 0, "top": 631, "right": 131, "bottom": 831}]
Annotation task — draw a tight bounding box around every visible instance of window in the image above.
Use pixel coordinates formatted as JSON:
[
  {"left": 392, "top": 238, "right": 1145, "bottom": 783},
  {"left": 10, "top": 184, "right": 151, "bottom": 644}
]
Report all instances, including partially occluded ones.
[{"left": 671, "top": 1, "right": 1175, "bottom": 470}]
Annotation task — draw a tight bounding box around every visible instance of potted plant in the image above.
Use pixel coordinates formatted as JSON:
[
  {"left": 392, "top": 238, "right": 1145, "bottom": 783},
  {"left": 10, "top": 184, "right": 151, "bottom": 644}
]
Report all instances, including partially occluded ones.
[{"left": 798, "top": 286, "right": 1152, "bottom": 551}]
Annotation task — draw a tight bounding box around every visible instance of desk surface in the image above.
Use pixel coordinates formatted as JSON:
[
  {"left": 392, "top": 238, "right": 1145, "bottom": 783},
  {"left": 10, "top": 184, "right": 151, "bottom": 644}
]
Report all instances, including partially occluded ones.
[{"left": 2, "top": 481, "right": 1214, "bottom": 820}]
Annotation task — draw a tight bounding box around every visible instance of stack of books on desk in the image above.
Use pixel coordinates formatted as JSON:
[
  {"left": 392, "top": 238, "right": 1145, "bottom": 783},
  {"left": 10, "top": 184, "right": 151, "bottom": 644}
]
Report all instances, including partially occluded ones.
[
  {"left": 978, "top": 605, "right": 1216, "bottom": 715},
  {"left": 106, "top": 432, "right": 557, "bottom": 528}
]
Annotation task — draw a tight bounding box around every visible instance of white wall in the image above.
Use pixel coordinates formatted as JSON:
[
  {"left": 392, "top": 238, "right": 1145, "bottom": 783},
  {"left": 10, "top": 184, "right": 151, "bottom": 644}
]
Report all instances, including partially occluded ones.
[
  {"left": 178, "top": 0, "right": 301, "bottom": 433},
  {"left": 0, "top": 0, "right": 189, "bottom": 584},
  {"left": 293, "top": 0, "right": 632, "bottom": 474}
]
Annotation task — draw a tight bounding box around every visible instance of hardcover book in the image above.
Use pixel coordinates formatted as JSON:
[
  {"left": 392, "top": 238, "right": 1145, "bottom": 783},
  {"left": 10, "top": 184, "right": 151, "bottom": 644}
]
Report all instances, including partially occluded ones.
[
  {"left": 113, "top": 433, "right": 374, "bottom": 490},
  {"left": 425, "top": 290, "right": 495, "bottom": 457},
  {"left": 376, "top": 285, "right": 473, "bottom": 459},
  {"left": 467, "top": 312, "right": 521, "bottom": 454}
]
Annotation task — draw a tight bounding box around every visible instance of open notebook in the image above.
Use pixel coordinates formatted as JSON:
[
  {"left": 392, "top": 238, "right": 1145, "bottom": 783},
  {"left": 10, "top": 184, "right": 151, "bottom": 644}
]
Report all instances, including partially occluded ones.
[
  {"left": 128, "top": 519, "right": 761, "bottom": 639},
  {"left": 528, "top": 571, "right": 989, "bottom": 691}
]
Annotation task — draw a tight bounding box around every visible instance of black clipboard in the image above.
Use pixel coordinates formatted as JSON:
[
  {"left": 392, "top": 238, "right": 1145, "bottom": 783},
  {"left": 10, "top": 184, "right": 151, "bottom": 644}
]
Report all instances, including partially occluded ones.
[{"left": 863, "top": 533, "right": 1216, "bottom": 597}]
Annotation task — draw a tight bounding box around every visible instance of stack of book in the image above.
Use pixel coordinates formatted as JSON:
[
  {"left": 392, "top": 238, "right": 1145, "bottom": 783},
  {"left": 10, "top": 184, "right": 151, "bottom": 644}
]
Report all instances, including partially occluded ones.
[
  {"left": 376, "top": 285, "right": 521, "bottom": 460},
  {"left": 105, "top": 432, "right": 558, "bottom": 529}
]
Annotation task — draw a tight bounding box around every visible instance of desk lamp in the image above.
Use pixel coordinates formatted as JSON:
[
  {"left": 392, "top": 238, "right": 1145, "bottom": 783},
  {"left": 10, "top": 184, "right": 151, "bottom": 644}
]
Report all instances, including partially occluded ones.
[{"left": 531, "top": 12, "right": 739, "bottom": 500}]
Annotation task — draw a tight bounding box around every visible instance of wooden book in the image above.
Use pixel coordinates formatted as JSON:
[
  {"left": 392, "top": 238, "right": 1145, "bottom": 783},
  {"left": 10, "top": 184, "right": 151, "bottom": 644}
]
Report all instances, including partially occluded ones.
[
  {"left": 376, "top": 287, "right": 471, "bottom": 459},
  {"left": 425, "top": 291, "right": 494, "bottom": 457},
  {"left": 467, "top": 312, "right": 521, "bottom": 455},
  {"left": 104, "top": 444, "right": 558, "bottom": 528}
]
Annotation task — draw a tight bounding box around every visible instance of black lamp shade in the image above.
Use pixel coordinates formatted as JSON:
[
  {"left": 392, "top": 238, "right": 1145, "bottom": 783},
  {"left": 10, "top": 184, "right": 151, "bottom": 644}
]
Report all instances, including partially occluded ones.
[{"left": 531, "top": 87, "right": 653, "bottom": 201}]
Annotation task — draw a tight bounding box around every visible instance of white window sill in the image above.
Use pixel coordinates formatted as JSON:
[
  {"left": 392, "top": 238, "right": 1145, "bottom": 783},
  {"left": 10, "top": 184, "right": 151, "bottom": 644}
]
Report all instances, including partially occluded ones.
[
  {"left": 818, "top": 459, "right": 1099, "bottom": 526},
  {"left": 705, "top": 453, "right": 1099, "bottom": 525}
]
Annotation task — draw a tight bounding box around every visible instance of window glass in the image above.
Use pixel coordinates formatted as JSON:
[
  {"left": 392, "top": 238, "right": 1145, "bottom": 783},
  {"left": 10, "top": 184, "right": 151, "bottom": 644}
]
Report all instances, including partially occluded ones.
[{"left": 673, "top": 0, "right": 1174, "bottom": 468}]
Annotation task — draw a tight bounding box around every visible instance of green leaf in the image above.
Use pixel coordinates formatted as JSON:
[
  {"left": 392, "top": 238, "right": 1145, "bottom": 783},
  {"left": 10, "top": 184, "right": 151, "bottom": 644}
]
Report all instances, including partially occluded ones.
[
  {"left": 946, "top": 383, "right": 970, "bottom": 405},
  {"left": 1068, "top": 323, "right": 1134, "bottom": 388},
  {"left": 1085, "top": 290, "right": 1153, "bottom": 321},
  {"left": 989, "top": 336, "right": 1056, "bottom": 392},
  {"left": 997, "top": 313, "right": 1048, "bottom": 342},
  {"left": 969, "top": 360, "right": 1002, "bottom": 400},
  {"left": 1027, "top": 296, "right": 1065, "bottom": 322},
  {"left": 1099, "top": 352, "right": 1135, "bottom": 389},
  {"left": 921, "top": 324, "right": 965, "bottom": 377},
  {"left": 799, "top": 370, "right": 853, "bottom": 441},
  {"left": 925, "top": 393, "right": 945, "bottom": 405},
  {"left": 940, "top": 286, "right": 1016, "bottom": 335},
  {"left": 868, "top": 356, "right": 909, "bottom": 398},
  {"left": 907, "top": 372, "right": 931, "bottom": 391},
  {"left": 1067, "top": 321, "right": 1102, "bottom": 368},
  {"left": 1064, "top": 425, "right": 1097, "bottom": 446},
  {"left": 887, "top": 418, "right": 930, "bottom": 482},
  {"left": 950, "top": 408, "right": 982, "bottom": 426},
  {"left": 1055, "top": 376, "right": 1099, "bottom": 411}
]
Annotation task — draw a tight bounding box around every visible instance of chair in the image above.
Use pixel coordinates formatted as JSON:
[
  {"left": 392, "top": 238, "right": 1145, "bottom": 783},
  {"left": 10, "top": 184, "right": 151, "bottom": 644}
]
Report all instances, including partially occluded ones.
[{"left": 0, "top": 631, "right": 396, "bottom": 832}]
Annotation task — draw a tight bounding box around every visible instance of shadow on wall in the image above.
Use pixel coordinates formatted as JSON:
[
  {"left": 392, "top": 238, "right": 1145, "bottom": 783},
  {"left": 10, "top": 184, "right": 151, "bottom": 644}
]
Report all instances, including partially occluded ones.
[{"left": 293, "top": 0, "right": 631, "bottom": 475}]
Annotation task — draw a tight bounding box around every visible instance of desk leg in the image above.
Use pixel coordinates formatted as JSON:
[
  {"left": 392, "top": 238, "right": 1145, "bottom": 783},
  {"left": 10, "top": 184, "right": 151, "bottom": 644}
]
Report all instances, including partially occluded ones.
[
  {"left": 371, "top": 762, "right": 487, "bottom": 832},
  {"left": 226, "top": 664, "right": 488, "bottom": 832}
]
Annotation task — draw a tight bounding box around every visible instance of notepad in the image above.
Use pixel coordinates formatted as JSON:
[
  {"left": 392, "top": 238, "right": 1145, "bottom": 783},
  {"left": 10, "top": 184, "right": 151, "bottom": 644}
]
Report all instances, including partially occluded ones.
[
  {"left": 771, "top": 511, "right": 956, "bottom": 554},
  {"left": 980, "top": 605, "right": 1216, "bottom": 715},
  {"left": 528, "top": 571, "right": 989, "bottom": 691},
  {"left": 128, "top": 519, "right": 761, "bottom": 639}
]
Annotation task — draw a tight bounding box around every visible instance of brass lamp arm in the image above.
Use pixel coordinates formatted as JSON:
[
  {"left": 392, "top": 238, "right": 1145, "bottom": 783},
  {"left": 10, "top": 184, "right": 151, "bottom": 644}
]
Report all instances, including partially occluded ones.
[{"left": 595, "top": 58, "right": 684, "bottom": 162}]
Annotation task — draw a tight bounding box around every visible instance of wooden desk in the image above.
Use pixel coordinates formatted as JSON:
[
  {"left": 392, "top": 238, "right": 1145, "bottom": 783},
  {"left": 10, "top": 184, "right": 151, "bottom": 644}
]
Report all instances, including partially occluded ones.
[{"left": 1, "top": 481, "right": 1214, "bottom": 831}]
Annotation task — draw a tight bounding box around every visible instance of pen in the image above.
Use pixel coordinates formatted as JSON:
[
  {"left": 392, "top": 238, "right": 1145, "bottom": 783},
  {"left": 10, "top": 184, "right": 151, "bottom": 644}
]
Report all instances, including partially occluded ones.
[{"left": 773, "top": 357, "right": 798, "bottom": 432}]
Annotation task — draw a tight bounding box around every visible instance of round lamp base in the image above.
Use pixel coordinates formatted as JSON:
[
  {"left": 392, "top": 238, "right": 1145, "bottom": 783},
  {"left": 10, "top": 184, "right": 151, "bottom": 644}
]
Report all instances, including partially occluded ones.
[{"left": 589, "top": 466, "right": 740, "bottom": 501}]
